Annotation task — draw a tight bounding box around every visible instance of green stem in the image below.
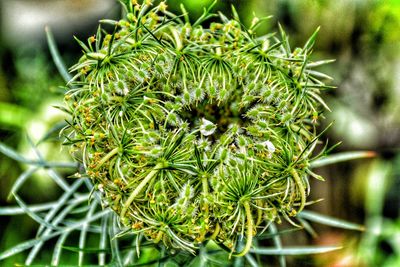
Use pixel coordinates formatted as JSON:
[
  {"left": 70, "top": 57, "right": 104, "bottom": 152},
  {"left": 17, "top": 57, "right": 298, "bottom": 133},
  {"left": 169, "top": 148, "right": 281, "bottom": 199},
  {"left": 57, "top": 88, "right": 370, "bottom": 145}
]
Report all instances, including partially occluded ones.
[
  {"left": 154, "top": 231, "right": 163, "bottom": 244},
  {"left": 171, "top": 28, "right": 182, "bottom": 51},
  {"left": 198, "top": 175, "right": 210, "bottom": 241},
  {"left": 290, "top": 169, "right": 306, "bottom": 213},
  {"left": 290, "top": 124, "right": 311, "bottom": 141},
  {"left": 95, "top": 147, "right": 119, "bottom": 170},
  {"left": 120, "top": 163, "right": 163, "bottom": 220},
  {"left": 210, "top": 223, "right": 220, "bottom": 240},
  {"left": 233, "top": 201, "right": 253, "bottom": 257},
  {"left": 202, "top": 175, "right": 210, "bottom": 215}
]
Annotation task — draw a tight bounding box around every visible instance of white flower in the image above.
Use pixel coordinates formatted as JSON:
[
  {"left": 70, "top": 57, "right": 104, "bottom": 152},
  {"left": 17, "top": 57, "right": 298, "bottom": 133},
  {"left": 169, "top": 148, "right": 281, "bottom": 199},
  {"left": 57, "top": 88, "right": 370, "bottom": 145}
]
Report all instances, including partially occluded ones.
[
  {"left": 260, "top": 140, "right": 276, "bottom": 153},
  {"left": 200, "top": 118, "right": 216, "bottom": 136}
]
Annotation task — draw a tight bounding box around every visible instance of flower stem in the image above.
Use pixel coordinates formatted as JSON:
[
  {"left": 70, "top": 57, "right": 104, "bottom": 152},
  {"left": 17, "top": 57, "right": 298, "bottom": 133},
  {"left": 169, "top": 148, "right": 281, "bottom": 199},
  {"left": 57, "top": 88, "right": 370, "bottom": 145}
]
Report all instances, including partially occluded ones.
[
  {"left": 290, "top": 169, "right": 306, "bottom": 212},
  {"left": 202, "top": 175, "right": 210, "bottom": 215},
  {"left": 210, "top": 223, "right": 220, "bottom": 240},
  {"left": 198, "top": 175, "right": 210, "bottom": 242},
  {"left": 120, "top": 162, "right": 163, "bottom": 221},
  {"left": 233, "top": 201, "right": 253, "bottom": 257},
  {"left": 154, "top": 231, "right": 163, "bottom": 244},
  {"left": 95, "top": 147, "right": 119, "bottom": 170}
]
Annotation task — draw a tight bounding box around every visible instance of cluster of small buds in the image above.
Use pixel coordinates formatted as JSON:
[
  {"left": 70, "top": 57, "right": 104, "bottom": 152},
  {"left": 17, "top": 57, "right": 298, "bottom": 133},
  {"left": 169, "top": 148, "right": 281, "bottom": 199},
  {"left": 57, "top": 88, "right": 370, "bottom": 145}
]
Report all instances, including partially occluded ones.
[{"left": 62, "top": 0, "right": 333, "bottom": 256}]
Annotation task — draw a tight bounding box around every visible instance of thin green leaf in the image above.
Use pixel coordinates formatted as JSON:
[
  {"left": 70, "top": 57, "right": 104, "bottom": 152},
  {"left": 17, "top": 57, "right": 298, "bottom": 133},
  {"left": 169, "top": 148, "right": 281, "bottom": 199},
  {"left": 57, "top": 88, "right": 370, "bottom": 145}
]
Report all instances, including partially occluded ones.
[
  {"left": 62, "top": 246, "right": 109, "bottom": 253},
  {"left": 194, "top": 146, "right": 205, "bottom": 172},
  {"left": 0, "top": 142, "right": 30, "bottom": 163},
  {"left": 0, "top": 210, "right": 110, "bottom": 261},
  {"left": 46, "top": 26, "right": 72, "bottom": 83},
  {"left": 109, "top": 214, "right": 123, "bottom": 266},
  {"left": 0, "top": 231, "right": 60, "bottom": 261},
  {"left": 311, "top": 151, "right": 376, "bottom": 168},
  {"left": 297, "top": 217, "right": 318, "bottom": 238},
  {"left": 180, "top": 4, "right": 189, "bottom": 24},
  {"left": 0, "top": 202, "right": 55, "bottom": 216},
  {"left": 37, "top": 179, "right": 84, "bottom": 237},
  {"left": 258, "top": 228, "right": 302, "bottom": 240},
  {"left": 0, "top": 142, "right": 76, "bottom": 169},
  {"left": 298, "top": 210, "right": 365, "bottom": 231},
  {"left": 51, "top": 232, "right": 70, "bottom": 266},
  {"left": 13, "top": 194, "right": 61, "bottom": 232},
  {"left": 99, "top": 210, "right": 109, "bottom": 265},
  {"left": 192, "top": 0, "right": 218, "bottom": 28},
  {"left": 79, "top": 201, "right": 98, "bottom": 265},
  {"left": 37, "top": 121, "right": 68, "bottom": 144},
  {"left": 7, "top": 167, "right": 38, "bottom": 201},
  {"left": 307, "top": 59, "right": 335, "bottom": 68},
  {"left": 47, "top": 169, "right": 70, "bottom": 192},
  {"left": 250, "top": 246, "right": 342, "bottom": 255},
  {"left": 245, "top": 253, "right": 259, "bottom": 267},
  {"left": 269, "top": 223, "right": 286, "bottom": 267},
  {"left": 303, "top": 26, "right": 320, "bottom": 52}
]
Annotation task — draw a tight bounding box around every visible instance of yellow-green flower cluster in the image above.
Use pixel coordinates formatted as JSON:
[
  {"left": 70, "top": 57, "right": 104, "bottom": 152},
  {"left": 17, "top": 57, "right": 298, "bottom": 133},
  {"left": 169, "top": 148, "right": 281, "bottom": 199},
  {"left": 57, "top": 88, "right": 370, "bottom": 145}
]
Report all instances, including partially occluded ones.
[{"left": 62, "top": 0, "right": 332, "bottom": 256}]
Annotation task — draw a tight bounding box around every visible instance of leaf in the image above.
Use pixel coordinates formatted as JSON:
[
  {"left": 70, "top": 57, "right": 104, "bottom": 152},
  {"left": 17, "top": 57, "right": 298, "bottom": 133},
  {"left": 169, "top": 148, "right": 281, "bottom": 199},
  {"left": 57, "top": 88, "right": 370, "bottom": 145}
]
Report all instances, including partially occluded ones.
[
  {"left": 0, "top": 210, "right": 110, "bottom": 261},
  {"left": 51, "top": 232, "right": 69, "bottom": 266},
  {"left": 307, "top": 59, "right": 336, "bottom": 68},
  {"left": 78, "top": 201, "right": 99, "bottom": 265},
  {"left": 194, "top": 146, "right": 205, "bottom": 172},
  {"left": 0, "top": 202, "right": 55, "bottom": 216},
  {"left": 37, "top": 179, "right": 84, "bottom": 237},
  {"left": 37, "top": 121, "right": 68, "bottom": 144},
  {"left": 12, "top": 194, "right": 61, "bottom": 232},
  {"left": 73, "top": 36, "right": 91, "bottom": 53},
  {"left": 278, "top": 23, "right": 290, "bottom": 56},
  {"left": 109, "top": 214, "right": 123, "bottom": 267},
  {"left": 180, "top": 4, "right": 190, "bottom": 24},
  {"left": 297, "top": 217, "right": 318, "bottom": 238},
  {"left": 307, "top": 91, "right": 332, "bottom": 112},
  {"left": 303, "top": 26, "right": 320, "bottom": 52},
  {"left": 311, "top": 151, "right": 376, "bottom": 168},
  {"left": 245, "top": 253, "right": 259, "bottom": 267},
  {"left": 307, "top": 70, "right": 334, "bottom": 80},
  {"left": 192, "top": 0, "right": 218, "bottom": 28},
  {"left": 0, "top": 231, "right": 60, "bottom": 261},
  {"left": 46, "top": 26, "right": 72, "bottom": 83},
  {"left": 100, "top": 19, "right": 119, "bottom": 25},
  {"left": 62, "top": 246, "right": 110, "bottom": 253},
  {"left": 0, "top": 142, "right": 31, "bottom": 164},
  {"left": 7, "top": 167, "right": 38, "bottom": 201},
  {"left": 46, "top": 169, "right": 70, "bottom": 192},
  {"left": 269, "top": 223, "right": 286, "bottom": 267},
  {"left": 250, "top": 245, "right": 342, "bottom": 255},
  {"left": 258, "top": 227, "right": 302, "bottom": 240},
  {"left": 298, "top": 210, "right": 365, "bottom": 231}
]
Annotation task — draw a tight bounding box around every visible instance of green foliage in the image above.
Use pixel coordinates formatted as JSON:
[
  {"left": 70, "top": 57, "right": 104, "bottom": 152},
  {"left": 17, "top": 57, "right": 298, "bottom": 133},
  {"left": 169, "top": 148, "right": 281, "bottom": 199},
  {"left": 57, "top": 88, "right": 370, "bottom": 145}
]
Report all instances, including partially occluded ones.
[{"left": 62, "top": 0, "right": 333, "bottom": 256}]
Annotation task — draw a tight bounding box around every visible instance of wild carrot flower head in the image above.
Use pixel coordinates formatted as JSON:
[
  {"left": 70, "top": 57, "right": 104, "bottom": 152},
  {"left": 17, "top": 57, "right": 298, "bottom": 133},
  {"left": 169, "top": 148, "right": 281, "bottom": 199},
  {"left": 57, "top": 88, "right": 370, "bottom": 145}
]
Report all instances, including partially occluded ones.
[{"left": 62, "top": 0, "right": 333, "bottom": 256}]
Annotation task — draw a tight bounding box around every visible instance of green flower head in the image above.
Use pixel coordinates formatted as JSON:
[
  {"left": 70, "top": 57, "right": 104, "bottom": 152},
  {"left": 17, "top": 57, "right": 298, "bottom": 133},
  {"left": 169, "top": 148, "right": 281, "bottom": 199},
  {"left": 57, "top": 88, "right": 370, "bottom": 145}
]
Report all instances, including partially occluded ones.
[{"left": 62, "top": 0, "right": 332, "bottom": 256}]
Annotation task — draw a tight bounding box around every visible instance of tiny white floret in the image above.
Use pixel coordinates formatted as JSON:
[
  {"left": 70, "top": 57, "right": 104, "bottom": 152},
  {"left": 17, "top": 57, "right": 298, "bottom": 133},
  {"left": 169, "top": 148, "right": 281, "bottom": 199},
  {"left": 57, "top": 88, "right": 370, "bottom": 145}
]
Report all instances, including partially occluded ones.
[
  {"left": 200, "top": 118, "right": 216, "bottom": 136},
  {"left": 261, "top": 140, "right": 276, "bottom": 153}
]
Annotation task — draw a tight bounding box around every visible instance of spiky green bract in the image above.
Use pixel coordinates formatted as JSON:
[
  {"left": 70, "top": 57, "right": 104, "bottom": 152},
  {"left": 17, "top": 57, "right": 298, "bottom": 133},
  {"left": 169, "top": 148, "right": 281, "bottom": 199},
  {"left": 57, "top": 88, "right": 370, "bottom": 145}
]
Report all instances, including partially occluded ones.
[{"left": 62, "top": 0, "right": 332, "bottom": 256}]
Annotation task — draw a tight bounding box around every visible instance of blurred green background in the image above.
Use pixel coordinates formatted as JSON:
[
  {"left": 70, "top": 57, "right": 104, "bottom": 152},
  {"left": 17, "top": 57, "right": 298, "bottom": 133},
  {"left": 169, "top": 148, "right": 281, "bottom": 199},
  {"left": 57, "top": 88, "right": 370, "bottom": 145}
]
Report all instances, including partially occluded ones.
[{"left": 0, "top": 0, "right": 399, "bottom": 266}]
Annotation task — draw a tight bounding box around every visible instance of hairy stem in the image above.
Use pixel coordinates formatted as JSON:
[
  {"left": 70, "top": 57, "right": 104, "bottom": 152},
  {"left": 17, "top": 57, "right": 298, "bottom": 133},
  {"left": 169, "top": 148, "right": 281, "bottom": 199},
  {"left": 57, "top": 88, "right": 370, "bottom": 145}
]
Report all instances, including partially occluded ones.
[
  {"left": 233, "top": 201, "right": 253, "bottom": 257},
  {"left": 198, "top": 175, "right": 210, "bottom": 241},
  {"left": 120, "top": 162, "right": 163, "bottom": 220},
  {"left": 290, "top": 168, "right": 306, "bottom": 212},
  {"left": 202, "top": 175, "right": 210, "bottom": 215}
]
